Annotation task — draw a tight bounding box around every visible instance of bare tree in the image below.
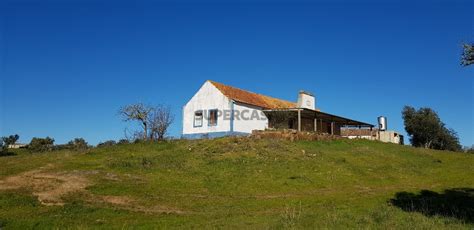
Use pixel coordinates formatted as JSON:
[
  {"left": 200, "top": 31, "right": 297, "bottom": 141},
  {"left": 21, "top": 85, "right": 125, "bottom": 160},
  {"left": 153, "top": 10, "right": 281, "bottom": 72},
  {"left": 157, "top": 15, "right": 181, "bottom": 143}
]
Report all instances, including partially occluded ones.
[
  {"left": 119, "top": 103, "right": 153, "bottom": 140},
  {"left": 123, "top": 127, "right": 143, "bottom": 142},
  {"left": 149, "top": 105, "right": 174, "bottom": 141}
]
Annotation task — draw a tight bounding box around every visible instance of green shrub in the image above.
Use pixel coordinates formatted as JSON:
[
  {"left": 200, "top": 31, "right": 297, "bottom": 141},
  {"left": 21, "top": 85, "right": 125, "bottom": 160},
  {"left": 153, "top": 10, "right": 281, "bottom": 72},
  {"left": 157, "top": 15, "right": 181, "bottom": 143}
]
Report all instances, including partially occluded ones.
[
  {"left": 0, "top": 139, "right": 4, "bottom": 152},
  {"left": 65, "top": 138, "right": 89, "bottom": 151},
  {"left": 108, "top": 160, "right": 133, "bottom": 168},
  {"left": 141, "top": 157, "right": 153, "bottom": 169},
  {"left": 117, "top": 139, "right": 130, "bottom": 145},
  {"left": 97, "top": 140, "right": 116, "bottom": 148},
  {"left": 28, "top": 137, "right": 55, "bottom": 152},
  {"left": 133, "top": 139, "right": 143, "bottom": 144},
  {"left": 0, "top": 139, "right": 16, "bottom": 157}
]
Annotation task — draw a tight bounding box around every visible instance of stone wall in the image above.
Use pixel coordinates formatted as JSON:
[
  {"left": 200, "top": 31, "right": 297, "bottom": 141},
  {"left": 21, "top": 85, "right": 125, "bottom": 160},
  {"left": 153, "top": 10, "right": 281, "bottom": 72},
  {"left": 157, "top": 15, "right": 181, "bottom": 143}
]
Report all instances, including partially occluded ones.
[{"left": 251, "top": 130, "right": 342, "bottom": 141}]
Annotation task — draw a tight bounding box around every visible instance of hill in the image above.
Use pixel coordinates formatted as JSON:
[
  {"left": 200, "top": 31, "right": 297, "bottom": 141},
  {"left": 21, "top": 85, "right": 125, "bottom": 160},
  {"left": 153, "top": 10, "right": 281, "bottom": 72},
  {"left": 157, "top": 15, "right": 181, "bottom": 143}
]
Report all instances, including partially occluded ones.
[{"left": 0, "top": 137, "right": 473, "bottom": 229}]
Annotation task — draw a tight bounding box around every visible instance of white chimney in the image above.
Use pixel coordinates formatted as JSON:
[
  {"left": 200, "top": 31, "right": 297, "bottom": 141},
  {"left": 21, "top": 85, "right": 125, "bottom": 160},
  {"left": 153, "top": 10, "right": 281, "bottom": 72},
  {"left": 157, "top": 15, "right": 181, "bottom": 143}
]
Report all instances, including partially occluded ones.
[{"left": 297, "top": 90, "right": 315, "bottom": 110}]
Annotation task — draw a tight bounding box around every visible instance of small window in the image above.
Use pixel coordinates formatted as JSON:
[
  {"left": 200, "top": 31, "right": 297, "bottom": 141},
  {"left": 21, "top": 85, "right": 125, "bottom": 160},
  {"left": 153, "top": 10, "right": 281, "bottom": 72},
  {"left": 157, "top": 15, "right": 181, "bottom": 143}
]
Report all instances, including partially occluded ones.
[
  {"left": 208, "top": 109, "right": 218, "bottom": 126},
  {"left": 194, "top": 111, "right": 203, "bottom": 127}
]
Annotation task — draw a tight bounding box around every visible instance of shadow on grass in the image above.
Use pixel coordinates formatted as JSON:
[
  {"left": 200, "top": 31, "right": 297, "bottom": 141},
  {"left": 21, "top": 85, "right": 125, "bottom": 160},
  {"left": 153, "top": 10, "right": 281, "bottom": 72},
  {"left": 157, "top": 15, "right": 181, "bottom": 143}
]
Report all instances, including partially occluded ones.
[
  {"left": 390, "top": 188, "right": 474, "bottom": 223},
  {"left": 0, "top": 151, "right": 16, "bottom": 157}
]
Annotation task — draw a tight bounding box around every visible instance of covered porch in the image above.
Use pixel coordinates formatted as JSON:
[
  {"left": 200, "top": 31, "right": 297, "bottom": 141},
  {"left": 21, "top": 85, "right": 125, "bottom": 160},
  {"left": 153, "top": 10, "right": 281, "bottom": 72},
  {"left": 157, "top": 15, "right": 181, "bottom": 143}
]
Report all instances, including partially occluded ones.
[{"left": 263, "top": 108, "right": 374, "bottom": 135}]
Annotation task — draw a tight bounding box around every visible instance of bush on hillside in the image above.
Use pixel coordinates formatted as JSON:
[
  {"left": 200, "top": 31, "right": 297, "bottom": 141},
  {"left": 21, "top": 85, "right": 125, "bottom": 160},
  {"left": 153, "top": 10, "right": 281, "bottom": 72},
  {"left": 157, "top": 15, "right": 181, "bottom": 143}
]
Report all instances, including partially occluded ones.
[
  {"left": 97, "top": 140, "right": 116, "bottom": 148},
  {"left": 65, "top": 138, "right": 89, "bottom": 151},
  {"left": 0, "top": 139, "right": 16, "bottom": 157},
  {"left": 118, "top": 139, "right": 130, "bottom": 145},
  {"left": 28, "top": 137, "right": 55, "bottom": 152},
  {"left": 133, "top": 138, "right": 144, "bottom": 144}
]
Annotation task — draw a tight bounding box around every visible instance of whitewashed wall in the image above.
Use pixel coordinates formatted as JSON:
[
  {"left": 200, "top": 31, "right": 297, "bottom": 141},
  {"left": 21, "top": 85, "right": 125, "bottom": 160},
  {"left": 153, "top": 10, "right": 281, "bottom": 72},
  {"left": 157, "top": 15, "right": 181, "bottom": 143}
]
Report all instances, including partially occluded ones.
[
  {"left": 183, "top": 81, "right": 231, "bottom": 135},
  {"left": 233, "top": 103, "right": 268, "bottom": 133}
]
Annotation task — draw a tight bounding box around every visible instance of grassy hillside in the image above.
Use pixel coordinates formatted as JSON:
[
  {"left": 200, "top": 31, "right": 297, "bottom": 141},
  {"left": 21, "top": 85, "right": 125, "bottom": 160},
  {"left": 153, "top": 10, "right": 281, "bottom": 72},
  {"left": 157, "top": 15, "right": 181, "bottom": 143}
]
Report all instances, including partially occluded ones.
[{"left": 0, "top": 138, "right": 473, "bottom": 229}]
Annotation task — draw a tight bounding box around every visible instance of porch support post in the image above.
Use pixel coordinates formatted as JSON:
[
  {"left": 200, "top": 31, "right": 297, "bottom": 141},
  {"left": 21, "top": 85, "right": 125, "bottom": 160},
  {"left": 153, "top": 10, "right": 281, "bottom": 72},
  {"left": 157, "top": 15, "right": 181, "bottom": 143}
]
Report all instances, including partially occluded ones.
[
  {"left": 331, "top": 121, "right": 335, "bottom": 135},
  {"left": 297, "top": 109, "right": 302, "bottom": 132},
  {"left": 314, "top": 118, "right": 317, "bottom": 132}
]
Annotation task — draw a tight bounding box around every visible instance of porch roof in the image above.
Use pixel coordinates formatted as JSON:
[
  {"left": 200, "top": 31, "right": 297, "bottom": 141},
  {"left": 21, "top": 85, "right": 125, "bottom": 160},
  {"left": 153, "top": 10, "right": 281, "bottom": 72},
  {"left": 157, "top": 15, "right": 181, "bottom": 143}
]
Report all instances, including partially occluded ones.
[{"left": 263, "top": 108, "right": 374, "bottom": 128}]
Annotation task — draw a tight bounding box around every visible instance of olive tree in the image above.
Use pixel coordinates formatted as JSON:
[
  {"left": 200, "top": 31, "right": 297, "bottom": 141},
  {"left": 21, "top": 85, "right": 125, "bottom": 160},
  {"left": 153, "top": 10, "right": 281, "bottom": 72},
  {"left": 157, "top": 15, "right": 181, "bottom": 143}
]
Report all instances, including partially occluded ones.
[{"left": 402, "top": 106, "right": 461, "bottom": 152}]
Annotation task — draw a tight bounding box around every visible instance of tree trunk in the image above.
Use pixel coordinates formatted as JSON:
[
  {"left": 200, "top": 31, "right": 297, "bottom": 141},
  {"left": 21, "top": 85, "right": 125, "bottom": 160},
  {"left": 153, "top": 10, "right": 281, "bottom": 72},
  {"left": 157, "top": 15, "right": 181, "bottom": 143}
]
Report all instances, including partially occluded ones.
[
  {"left": 424, "top": 140, "right": 433, "bottom": 149},
  {"left": 143, "top": 122, "right": 148, "bottom": 140}
]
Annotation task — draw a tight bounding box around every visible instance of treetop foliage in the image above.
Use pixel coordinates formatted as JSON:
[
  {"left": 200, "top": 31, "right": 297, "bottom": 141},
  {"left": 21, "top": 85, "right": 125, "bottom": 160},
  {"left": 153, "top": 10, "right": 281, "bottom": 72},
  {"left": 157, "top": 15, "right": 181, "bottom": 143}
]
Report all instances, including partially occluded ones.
[
  {"left": 461, "top": 43, "right": 474, "bottom": 66},
  {"left": 2, "top": 134, "right": 20, "bottom": 146}
]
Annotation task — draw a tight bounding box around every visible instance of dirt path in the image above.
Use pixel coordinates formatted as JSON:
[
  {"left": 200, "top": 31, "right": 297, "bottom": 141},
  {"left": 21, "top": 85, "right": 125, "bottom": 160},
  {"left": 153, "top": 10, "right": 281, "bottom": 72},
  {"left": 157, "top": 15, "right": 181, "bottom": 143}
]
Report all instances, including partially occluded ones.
[
  {"left": 0, "top": 164, "right": 90, "bottom": 206},
  {"left": 0, "top": 164, "right": 185, "bottom": 214}
]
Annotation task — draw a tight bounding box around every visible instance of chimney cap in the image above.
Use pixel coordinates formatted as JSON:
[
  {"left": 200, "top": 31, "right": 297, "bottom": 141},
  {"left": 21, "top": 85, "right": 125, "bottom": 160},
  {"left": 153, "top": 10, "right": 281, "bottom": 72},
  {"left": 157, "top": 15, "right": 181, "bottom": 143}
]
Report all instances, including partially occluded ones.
[{"left": 299, "top": 90, "right": 314, "bottom": 96}]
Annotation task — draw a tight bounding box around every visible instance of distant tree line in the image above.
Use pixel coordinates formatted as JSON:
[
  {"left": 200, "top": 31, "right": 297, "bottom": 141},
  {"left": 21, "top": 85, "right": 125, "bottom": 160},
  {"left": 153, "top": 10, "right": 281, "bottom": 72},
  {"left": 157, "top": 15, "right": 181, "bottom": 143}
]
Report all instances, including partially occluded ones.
[
  {"left": 0, "top": 135, "right": 89, "bottom": 153},
  {"left": 96, "top": 139, "right": 130, "bottom": 148}
]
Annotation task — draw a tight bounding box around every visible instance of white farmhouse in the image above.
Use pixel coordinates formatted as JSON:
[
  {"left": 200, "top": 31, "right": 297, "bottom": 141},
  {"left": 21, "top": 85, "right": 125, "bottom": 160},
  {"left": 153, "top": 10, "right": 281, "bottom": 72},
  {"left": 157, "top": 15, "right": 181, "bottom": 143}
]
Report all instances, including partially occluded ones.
[{"left": 182, "top": 80, "right": 373, "bottom": 139}]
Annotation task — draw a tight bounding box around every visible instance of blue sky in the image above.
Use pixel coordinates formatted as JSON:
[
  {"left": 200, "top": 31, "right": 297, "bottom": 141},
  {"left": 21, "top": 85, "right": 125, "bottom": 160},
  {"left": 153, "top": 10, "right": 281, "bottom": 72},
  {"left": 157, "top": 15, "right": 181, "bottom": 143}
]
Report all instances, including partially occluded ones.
[{"left": 1, "top": 1, "right": 473, "bottom": 146}]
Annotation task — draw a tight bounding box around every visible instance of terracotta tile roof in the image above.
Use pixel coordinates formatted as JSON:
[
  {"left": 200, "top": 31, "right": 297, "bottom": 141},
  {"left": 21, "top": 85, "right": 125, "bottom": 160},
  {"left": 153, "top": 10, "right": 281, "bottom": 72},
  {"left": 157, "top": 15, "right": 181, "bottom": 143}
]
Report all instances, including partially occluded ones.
[{"left": 209, "top": 80, "right": 296, "bottom": 109}]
